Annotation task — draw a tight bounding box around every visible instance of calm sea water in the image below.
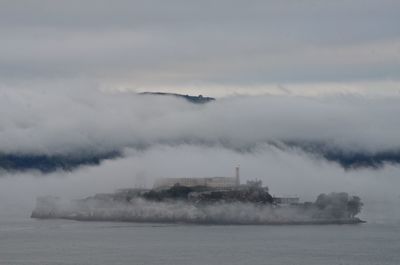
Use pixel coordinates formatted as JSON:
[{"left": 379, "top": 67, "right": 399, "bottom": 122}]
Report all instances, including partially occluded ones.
[{"left": 1, "top": 215, "right": 399, "bottom": 265}]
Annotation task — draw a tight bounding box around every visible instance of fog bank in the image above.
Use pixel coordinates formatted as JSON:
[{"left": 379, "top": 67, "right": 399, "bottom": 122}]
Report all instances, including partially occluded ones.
[
  {"left": 1, "top": 144, "right": 400, "bottom": 222},
  {"left": 1, "top": 89, "right": 400, "bottom": 172}
]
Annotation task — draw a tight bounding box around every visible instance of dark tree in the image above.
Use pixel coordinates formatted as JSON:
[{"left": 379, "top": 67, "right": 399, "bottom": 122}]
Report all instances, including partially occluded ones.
[{"left": 347, "top": 196, "right": 363, "bottom": 218}]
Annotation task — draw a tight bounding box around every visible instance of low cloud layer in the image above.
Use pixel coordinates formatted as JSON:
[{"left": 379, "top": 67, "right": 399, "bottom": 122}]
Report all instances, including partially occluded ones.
[
  {"left": 1, "top": 1, "right": 399, "bottom": 223},
  {"left": 1, "top": 144, "right": 400, "bottom": 223},
  {"left": 1, "top": 88, "right": 400, "bottom": 222},
  {"left": 1, "top": 89, "right": 400, "bottom": 172}
]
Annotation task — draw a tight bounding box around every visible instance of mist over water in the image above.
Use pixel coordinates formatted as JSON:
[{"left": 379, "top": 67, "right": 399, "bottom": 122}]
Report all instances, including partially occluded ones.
[
  {"left": 1, "top": 89, "right": 400, "bottom": 164},
  {"left": 0, "top": 89, "right": 399, "bottom": 224},
  {"left": 1, "top": 1, "right": 400, "bottom": 263},
  {"left": 0, "top": 89, "right": 399, "bottom": 265}
]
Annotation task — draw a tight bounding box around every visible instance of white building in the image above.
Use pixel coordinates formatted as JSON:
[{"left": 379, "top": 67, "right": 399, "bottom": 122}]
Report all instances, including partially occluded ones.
[
  {"left": 153, "top": 176, "right": 238, "bottom": 189},
  {"left": 153, "top": 167, "right": 241, "bottom": 189}
]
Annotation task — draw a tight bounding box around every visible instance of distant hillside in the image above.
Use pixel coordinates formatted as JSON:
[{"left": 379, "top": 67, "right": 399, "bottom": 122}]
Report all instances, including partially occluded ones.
[
  {"left": 0, "top": 151, "right": 120, "bottom": 174},
  {"left": 139, "top": 92, "right": 215, "bottom": 104}
]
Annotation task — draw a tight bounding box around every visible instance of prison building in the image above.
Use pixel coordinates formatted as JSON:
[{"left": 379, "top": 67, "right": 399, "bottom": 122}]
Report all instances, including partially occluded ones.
[
  {"left": 153, "top": 176, "right": 238, "bottom": 189},
  {"left": 274, "top": 197, "right": 300, "bottom": 205}
]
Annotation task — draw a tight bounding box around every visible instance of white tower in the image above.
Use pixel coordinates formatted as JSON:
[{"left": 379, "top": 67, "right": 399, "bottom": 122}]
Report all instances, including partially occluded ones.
[{"left": 235, "top": 166, "right": 240, "bottom": 187}]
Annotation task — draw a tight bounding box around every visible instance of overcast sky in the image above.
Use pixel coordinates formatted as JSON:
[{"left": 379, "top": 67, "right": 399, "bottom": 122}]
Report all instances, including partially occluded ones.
[
  {"left": 1, "top": 0, "right": 399, "bottom": 96},
  {"left": 1, "top": 1, "right": 400, "bottom": 219}
]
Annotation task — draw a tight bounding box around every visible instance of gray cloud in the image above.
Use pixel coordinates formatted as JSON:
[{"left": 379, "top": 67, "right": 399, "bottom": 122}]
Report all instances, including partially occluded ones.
[
  {"left": 1, "top": 1, "right": 400, "bottom": 222},
  {"left": 2, "top": 144, "right": 400, "bottom": 222},
  {"left": 0, "top": 0, "right": 399, "bottom": 87},
  {"left": 0, "top": 89, "right": 400, "bottom": 172}
]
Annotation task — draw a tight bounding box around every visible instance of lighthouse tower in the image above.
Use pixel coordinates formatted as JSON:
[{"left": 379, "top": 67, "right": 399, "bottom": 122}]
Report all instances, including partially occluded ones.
[{"left": 235, "top": 166, "right": 240, "bottom": 187}]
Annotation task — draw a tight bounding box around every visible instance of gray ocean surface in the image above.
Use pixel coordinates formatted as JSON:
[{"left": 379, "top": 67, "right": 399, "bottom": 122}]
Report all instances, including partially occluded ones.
[{"left": 1, "top": 212, "right": 400, "bottom": 265}]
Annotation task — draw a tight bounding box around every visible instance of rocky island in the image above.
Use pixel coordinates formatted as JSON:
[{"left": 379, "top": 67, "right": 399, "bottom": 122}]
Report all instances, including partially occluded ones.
[{"left": 31, "top": 168, "right": 364, "bottom": 225}]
